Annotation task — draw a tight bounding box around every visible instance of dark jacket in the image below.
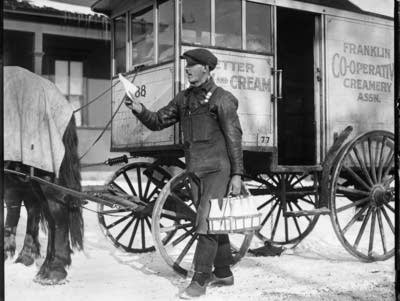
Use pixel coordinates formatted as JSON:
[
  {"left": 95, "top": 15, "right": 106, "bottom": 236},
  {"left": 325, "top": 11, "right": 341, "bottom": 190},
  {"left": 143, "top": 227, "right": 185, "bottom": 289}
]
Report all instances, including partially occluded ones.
[
  {"left": 133, "top": 77, "right": 243, "bottom": 176},
  {"left": 133, "top": 77, "right": 243, "bottom": 233}
]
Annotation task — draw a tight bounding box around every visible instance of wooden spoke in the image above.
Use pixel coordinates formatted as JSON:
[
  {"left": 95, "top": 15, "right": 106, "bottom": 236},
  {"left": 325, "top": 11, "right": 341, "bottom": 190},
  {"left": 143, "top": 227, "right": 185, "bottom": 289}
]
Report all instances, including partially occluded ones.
[
  {"left": 145, "top": 217, "right": 152, "bottom": 231},
  {"left": 270, "top": 205, "right": 282, "bottom": 241},
  {"left": 380, "top": 207, "right": 394, "bottom": 234},
  {"left": 376, "top": 208, "right": 387, "bottom": 254},
  {"left": 257, "top": 196, "right": 277, "bottom": 211},
  {"left": 105, "top": 213, "right": 133, "bottom": 229},
  {"left": 116, "top": 217, "right": 135, "bottom": 241},
  {"left": 342, "top": 167, "right": 371, "bottom": 191},
  {"left": 336, "top": 196, "right": 370, "bottom": 213},
  {"left": 170, "top": 229, "right": 195, "bottom": 247},
  {"left": 141, "top": 219, "right": 146, "bottom": 249},
  {"left": 342, "top": 204, "right": 369, "bottom": 235},
  {"left": 368, "top": 208, "right": 376, "bottom": 256},
  {"left": 174, "top": 234, "right": 198, "bottom": 266},
  {"left": 128, "top": 219, "right": 140, "bottom": 249},
  {"left": 299, "top": 197, "right": 315, "bottom": 206},
  {"left": 110, "top": 181, "right": 129, "bottom": 195},
  {"left": 368, "top": 138, "right": 378, "bottom": 183},
  {"left": 137, "top": 167, "right": 143, "bottom": 198},
  {"left": 284, "top": 205, "right": 289, "bottom": 242},
  {"left": 170, "top": 192, "right": 197, "bottom": 218},
  {"left": 353, "top": 207, "right": 372, "bottom": 249},
  {"left": 143, "top": 174, "right": 152, "bottom": 200},
  {"left": 147, "top": 185, "right": 161, "bottom": 201},
  {"left": 347, "top": 152, "right": 359, "bottom": 170},
  {"left": 383, "top": 203, "right": 395, "bottom": 213},
  {"left": 377, "top": 137, "right": 388, "bottom": 182},
  {"left": 261, "top": 200, "right": 279, "bottom": 226},
  {"left": 337, "top": 186, "right": 370, "bottom": 198},
  {"left": 288, "top": 202, "right": 302, "bottom": 236},
  {"left": 123, "top": 171, "right": 137, "bottom": 196},
  {"left": 382, "top": 151, "right": 394, "bottom": 179},
  {"left": 352, "top": 146, "right": 374, "bottom": 187}
]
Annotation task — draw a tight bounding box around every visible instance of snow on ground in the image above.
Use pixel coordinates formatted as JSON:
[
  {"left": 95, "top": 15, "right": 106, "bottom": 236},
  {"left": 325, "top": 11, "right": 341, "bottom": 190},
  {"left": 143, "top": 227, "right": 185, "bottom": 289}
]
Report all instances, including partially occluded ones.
[{"left": 5, "top": 171, "right": 395, "bottom": 301}]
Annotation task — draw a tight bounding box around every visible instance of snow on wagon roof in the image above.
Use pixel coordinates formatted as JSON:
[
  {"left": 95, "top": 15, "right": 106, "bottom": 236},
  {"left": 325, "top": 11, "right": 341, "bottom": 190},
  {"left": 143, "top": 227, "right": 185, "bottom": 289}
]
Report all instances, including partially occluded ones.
[{"left": 9, "top": 0, "right": 103, "bottom": 16}]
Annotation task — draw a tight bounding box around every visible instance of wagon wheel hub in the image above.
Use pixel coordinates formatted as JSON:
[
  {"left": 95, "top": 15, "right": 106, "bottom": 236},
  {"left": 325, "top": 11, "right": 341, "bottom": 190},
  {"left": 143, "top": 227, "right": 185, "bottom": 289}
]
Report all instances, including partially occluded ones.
[
  {"left": 133, "top": 200, "right": 155, "bottom": 218},
  {"left": 370, "top": 185, "right": 392, "bottom": 206}
]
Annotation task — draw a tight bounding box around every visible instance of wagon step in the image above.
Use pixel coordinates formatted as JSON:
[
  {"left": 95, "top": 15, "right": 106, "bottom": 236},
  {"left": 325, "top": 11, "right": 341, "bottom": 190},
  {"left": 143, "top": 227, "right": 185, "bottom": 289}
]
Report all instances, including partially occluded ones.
[{"left": 284, "top": 207, "right": 331, "bottom": 217}]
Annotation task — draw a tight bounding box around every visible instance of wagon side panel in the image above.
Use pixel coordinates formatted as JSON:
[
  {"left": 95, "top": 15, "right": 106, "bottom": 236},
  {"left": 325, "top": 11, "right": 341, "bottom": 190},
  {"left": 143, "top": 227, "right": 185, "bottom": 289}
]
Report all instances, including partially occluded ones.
[
  {"left": 181, "top": 46, "right": 275, "bottom": 151},
  {"left": 325, "top": 16, "right": 394, "bottom": 148},
  {"left": 111, "top": 64, "right": 176, "bottom": 151}
]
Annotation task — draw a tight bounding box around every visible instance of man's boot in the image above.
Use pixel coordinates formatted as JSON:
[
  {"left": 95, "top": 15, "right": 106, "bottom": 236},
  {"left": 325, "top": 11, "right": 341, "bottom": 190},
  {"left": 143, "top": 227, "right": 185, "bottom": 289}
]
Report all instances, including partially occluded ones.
[
  {"left": 209, "top": 266, "right": 234, "bottom": 286},
  {"left": 179, "top": 272, "right": 211, "bottom": 299}
]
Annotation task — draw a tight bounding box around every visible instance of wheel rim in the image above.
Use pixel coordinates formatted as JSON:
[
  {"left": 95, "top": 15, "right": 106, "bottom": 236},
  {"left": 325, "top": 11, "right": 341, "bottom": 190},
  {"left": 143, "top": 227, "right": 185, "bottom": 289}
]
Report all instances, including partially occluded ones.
[
  {"left": 152, "top": 171, "right": 253, "bottom": 277},
  {"left": 97, "top": 162, "right": 173, "bottom": 253},
  {"left": 330, "top": 131, "right": 395, "bottom": 261},
  {"left": 245, "top": 173, "right": 319, "bottom": 246}
]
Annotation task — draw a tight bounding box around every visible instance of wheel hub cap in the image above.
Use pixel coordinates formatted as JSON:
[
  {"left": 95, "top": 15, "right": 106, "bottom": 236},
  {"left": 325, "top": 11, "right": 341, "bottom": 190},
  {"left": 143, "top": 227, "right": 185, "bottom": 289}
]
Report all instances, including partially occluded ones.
[{"left": 370, "top": 185, "right": 392, "bottom": 206}]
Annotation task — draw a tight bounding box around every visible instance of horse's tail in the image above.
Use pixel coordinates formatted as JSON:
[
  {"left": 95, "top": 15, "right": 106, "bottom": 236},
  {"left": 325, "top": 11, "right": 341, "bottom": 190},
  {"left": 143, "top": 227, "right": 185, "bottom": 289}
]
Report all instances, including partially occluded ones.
[{"left": 59, "top": 115, "right": 84, "bottom": 251}]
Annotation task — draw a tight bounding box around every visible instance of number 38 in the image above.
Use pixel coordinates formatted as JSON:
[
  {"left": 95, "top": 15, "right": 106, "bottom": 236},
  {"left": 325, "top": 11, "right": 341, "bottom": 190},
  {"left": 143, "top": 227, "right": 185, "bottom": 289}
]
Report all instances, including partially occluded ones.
[{"left": 135, "top": 85, "right": 146, "bottom": 98}]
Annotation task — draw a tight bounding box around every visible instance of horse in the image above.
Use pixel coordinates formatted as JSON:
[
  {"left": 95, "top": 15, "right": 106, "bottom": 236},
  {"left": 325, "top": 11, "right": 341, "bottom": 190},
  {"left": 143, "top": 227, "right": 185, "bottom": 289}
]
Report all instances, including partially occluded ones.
[{"left": 4, "top": 66, "right": 84, "bottom": 285}]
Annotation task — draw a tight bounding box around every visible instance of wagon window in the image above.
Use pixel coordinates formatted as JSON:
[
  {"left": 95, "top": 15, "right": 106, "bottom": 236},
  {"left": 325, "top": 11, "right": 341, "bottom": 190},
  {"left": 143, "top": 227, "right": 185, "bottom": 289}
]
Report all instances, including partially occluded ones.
[
  {"left": 131, "top": 6, "right": 155, "bottom": 66},
  {"left": 246, "top": 2, "right": 272, "bottom": 53},
  {"left": 158, "top": 0, "right": 174, "bottom": 62},
  {"left": 113, "top": 16, "right": 126, "bottom": 74},
  {"left": 215, "top": 0, "right": 242, "bottom": 49},
  {"left": 182, "top": 0, "right": 211, "bottom": 45}
]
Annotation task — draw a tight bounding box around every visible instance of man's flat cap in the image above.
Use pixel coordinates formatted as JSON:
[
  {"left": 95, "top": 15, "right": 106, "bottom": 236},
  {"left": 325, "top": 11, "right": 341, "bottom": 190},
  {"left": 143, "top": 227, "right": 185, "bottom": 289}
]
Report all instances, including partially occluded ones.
[{"left": 180, "top": 48, "right": 218, "bottom": 70}]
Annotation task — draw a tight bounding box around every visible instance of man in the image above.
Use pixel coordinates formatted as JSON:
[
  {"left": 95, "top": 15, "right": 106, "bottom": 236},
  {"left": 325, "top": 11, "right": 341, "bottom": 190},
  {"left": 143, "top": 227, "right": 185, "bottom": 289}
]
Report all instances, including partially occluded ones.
[{"left": 124, "top": 48, "right": 243, "bottom": 298}]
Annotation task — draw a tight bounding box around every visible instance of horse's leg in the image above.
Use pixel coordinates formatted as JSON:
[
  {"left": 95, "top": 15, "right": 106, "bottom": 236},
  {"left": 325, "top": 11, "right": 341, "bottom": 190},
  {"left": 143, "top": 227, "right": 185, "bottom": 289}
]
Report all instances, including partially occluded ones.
[
  {"left": 4, "top": 198, "right": 22, "bottom": 260},
  {"left": 34, "top": 185, "right": 71, "bottom": 285},
  {"left": 15, "top": 199, "right": 41, "bottom": 266}
]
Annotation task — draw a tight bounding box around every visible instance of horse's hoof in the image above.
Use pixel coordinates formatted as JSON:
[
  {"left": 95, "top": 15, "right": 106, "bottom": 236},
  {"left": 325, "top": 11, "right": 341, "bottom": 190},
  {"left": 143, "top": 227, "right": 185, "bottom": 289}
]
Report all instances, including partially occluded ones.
[
  {"left": 33, "top": 276, "right": 67, "bottom": 285},
  {"left": 15, "top": 253, "right": 35, "bottom": 266},
  {"left": 34, "top": 268, "right": 68, "bottom": 285},
  {"left": 4, "top": 235, "right": 16, "bottom": 260}
]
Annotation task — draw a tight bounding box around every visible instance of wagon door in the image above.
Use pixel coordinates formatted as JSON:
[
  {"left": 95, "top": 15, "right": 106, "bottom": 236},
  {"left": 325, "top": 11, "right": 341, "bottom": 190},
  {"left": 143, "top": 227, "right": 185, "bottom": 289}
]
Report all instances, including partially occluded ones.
[{"left": 275, "top": 7, "right": 322, "bottom": 166}]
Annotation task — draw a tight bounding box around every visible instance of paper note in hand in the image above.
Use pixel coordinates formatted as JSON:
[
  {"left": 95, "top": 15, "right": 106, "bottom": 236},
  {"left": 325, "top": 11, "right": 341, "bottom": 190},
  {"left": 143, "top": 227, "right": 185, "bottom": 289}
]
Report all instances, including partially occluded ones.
[{"left": 118, "top": 73, "right": 139, "bottom": 101}]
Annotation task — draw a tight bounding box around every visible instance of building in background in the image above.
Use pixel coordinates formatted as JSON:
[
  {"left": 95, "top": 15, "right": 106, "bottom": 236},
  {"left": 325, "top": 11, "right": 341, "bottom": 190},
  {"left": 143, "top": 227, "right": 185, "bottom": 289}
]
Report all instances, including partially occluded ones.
[{"left": 4, "top": 0, "right": 122, "bottom": 167}]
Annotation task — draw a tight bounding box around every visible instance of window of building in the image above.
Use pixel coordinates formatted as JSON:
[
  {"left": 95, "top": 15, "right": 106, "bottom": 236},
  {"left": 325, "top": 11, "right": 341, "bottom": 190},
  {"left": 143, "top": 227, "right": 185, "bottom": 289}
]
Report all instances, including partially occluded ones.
[
  {"left": 246, "top": 2, "right": 272, "bottom": 53},
  {"left": 114, "top": 16, "right": 126, "bottom": 74},
  {"left": 55, "top": 60, "right": 84, "bottom": 126},
  {"left": 215, "top": 0, "right": 242, "bottom": 49},
  {"left": 182, "top": 0, "right": 211, "bottom": 45}
]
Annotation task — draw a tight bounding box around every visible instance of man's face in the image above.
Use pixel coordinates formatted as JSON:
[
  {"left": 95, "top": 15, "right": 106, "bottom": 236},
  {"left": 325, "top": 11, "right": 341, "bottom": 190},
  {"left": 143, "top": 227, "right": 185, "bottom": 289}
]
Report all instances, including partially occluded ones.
[{"left": 185, "top": 63, "right": 207, "bottom": 86}]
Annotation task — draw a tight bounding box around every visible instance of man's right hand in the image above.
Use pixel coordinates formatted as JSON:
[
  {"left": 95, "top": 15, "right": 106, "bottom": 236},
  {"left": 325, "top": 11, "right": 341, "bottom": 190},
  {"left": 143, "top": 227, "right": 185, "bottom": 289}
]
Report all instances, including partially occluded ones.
[{"left": 124, "top": 96, "right": 143, "bottom": 113}]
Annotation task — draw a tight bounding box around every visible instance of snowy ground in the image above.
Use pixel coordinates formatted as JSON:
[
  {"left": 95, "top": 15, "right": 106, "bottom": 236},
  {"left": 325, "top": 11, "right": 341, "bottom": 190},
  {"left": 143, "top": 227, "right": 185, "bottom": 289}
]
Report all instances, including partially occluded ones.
[{"left": 5, "top": 171, "right": 396, "bottom": 301}]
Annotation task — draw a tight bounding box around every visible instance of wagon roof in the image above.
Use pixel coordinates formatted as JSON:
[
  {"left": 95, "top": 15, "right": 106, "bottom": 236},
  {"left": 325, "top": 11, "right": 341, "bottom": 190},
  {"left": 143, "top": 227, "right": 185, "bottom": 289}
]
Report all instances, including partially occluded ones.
[{"left": 91, "top": 0, "right": 390, "bottom": 19}]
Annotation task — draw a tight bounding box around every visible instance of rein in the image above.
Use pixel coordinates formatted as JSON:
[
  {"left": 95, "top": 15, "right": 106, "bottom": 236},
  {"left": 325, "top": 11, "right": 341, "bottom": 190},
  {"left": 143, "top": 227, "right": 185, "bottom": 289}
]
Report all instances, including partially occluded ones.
[{"left": 78, "top": 66, "right": 144, "bottom": 161}]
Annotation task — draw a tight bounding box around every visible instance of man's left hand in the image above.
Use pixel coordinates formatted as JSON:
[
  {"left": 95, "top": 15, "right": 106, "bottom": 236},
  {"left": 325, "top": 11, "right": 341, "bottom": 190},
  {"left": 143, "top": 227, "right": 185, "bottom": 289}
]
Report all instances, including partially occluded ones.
[{"left": 228, "top": 175, "right": 242, "bottom": 196}]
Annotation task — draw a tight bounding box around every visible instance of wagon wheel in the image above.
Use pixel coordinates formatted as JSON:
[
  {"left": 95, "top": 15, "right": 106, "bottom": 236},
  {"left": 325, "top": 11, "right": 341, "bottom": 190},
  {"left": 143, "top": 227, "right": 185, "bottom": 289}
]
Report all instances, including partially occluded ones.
[
  {"left": 98, "top": 161, "right": 175, "bottom": 253},
  {"left": 245, "top": 173, "right": 319, "bottom": 246},
  {"left": 152, "top": 171, "right": 253, "bottom": 277},
  {"left": 329, "top": 131, "right": 395, "bottom": 261}
]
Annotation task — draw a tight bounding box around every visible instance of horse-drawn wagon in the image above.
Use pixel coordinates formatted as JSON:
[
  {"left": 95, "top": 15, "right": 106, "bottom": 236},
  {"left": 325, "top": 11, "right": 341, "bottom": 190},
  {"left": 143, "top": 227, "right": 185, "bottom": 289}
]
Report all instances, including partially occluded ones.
[
  {"left": 89, "top": 0, "right": 396, "bottom": 275},
  {"left": 5, "top": 0, "right": 395, "bottom": 282}
]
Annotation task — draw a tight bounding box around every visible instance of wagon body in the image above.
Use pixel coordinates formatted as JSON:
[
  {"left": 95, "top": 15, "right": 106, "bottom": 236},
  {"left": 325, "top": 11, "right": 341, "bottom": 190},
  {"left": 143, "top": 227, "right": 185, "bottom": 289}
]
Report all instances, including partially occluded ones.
[
  {"left": 91, "top": 0, "right": 395, "bottom": 270},
  {"left": 94, "top": 0, "right": 393, "bottom": 172}
]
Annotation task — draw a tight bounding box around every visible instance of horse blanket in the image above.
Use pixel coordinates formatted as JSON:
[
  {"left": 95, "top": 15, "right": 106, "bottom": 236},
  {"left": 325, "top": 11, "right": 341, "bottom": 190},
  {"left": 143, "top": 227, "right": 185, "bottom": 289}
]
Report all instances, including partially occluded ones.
[{"left": 4, "top": 66, "right": 74, "bottom": 176}]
